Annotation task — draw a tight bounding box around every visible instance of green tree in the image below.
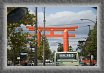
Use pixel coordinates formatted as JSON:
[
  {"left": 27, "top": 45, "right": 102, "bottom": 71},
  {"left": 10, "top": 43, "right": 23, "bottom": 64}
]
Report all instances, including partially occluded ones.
[
  {"left": 69, "top": 46, "right": 73, "bottom": 51},
  {"left": 37, "top": 36, "right": 52, "bottom": 60},
  {"left": 57, "top": 43, "right": 72, "bottom": 52},
  {"left": 83, "top": 23, "right": 97, "bottom": 59},
  {"left": 57, "top": 43, "right": 63, "bottom": 52},
  {"left": 7, "top": 7, "right": 36, "bottom": 65},
  {"left": 7, "top": 29, "right": 29, "bottom": 62},
  {"left": 82, "top": 24, "right": 97, "bottom": 59}
]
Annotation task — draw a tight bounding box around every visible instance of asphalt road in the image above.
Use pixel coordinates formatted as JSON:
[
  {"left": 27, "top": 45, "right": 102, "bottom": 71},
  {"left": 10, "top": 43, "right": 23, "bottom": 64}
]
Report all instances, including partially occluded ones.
[{"left": 38, "top": 63, "right": 55, "bottom": 66}]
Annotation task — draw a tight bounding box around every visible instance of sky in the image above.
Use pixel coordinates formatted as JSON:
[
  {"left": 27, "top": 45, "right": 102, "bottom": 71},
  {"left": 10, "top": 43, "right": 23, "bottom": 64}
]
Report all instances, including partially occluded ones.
[{"left": 21, "top": 6, "right": 97, "bottom": 52}]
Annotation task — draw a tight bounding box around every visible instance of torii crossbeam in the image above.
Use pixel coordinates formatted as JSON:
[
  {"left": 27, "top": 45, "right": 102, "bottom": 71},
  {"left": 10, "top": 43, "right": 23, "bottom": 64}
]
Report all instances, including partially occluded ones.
[{"left": 26, "top": 26, "right": 78, "bottom": 52}]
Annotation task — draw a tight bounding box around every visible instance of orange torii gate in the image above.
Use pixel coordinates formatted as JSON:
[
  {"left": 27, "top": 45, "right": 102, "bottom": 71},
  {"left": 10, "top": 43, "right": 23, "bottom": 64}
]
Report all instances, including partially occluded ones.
[{"left": 26, "top": 26, "right": 78, "bottom": 52}]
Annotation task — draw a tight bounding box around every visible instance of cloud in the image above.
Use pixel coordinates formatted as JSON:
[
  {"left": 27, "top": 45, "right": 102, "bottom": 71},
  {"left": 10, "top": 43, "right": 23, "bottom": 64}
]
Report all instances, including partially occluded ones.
[
  {"left": 37, "top": 10, "right": 96, "bottom": 26},
  {"left": 29, "top": 11, "right": 35, "bottom": 15}
]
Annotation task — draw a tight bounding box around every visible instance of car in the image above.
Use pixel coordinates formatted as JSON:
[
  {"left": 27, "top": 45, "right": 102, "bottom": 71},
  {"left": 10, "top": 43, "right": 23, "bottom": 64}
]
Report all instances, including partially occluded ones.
[{"left": 45, "top": 60, "right": 52, "bottom": 63}]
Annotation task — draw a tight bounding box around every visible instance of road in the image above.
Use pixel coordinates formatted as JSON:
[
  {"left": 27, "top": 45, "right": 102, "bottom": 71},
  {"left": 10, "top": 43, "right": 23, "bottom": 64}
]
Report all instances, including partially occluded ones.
[
  {"left": 38, "top": 63, "right": 55, "bottom": 66},
  {"left": 9, "top": 62, "right": 96, "bottom": 66}
]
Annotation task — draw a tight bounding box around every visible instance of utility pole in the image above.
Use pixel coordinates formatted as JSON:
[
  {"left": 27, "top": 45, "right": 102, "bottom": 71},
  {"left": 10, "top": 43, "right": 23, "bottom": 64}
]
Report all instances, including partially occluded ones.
[
  {"left": 87, "top": 25, "right": 92, "bottom": 66},
  {"left": 34, "top": 7, "right": 38, "bottom": 66},
  {"left": 43, "top": 7, "right": 46, "bottom": 66}
]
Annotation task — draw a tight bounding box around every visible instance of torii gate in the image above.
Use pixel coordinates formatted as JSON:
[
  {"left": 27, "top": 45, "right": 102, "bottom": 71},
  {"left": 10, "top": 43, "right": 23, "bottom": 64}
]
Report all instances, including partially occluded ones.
[{"left": 26, "top": 26, "right": 78, "bottom": 52}]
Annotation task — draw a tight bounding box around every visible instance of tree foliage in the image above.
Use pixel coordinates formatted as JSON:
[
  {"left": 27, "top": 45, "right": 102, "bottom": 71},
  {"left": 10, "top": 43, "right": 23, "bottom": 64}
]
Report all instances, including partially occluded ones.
[
  {"left": 57, "top": 43, "right": 63, "bottom": 52},
  {"left": 7, "top": 7, "right": 52, "bottom": 64},
  {"left": 69, "top": 46, "right": 73, "bottom": 51},
  {"left": 19, "top": 13, "right": 36, "bottom": 26},
  {"left": 7, "top": 7, "right": 36, "bottom": 63},
  {"left": 78, "top": 23, "right": 97, "bottom": 60},
  {"left": 84, "top": 23, "right": 97, "bottom": 59},
  {"left": 57, "top": 43, "right": 72, "bottom": 52},
  {"left": 37, "top": 36, "right": 52, "bottom": 60}
]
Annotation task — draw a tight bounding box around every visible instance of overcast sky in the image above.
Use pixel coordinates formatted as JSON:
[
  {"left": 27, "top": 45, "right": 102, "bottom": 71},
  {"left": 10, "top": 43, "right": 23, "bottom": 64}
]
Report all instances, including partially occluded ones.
[{"left": 21, "top": 6, "right": 97, "bottom": 52}]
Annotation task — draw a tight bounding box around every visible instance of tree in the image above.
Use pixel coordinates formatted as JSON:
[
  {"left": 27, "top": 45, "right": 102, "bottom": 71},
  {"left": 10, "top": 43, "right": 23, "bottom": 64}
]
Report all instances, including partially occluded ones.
[
  {"left": 79, "top": 24, "right": 97, "bottom": 59},
  {"left": 7, "top": 7, "right": 36, "bottom": 65},
  {"left": 57, "top": 43, "right": 72, "bottom": 52},
  {"left": 69, "top": 46, "right": 73, "bottom": 51},
  {"left": 37, "top": 36, "right": 52, "bottom": 60},
  {"left": 57, "top": 43, "right": 63, "bottom": 52},
  {"left": 50, "top": 50, "right": 56, "bottom": 62},
  {"left": 7, "top": 29, "right": 29, "bottom": 63},
  {"left": 82, "top": 23, "right": 97, "bottom": 60}
]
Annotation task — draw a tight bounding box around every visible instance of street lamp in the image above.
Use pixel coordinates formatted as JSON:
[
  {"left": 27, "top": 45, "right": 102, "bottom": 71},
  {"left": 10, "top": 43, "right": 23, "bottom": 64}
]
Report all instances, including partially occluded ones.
[
  {"left": 80, "top": 19, "right": 96, "bottom": 35},
  {"left": 80, "top": 19, "right": 96, "bottom": 24}
]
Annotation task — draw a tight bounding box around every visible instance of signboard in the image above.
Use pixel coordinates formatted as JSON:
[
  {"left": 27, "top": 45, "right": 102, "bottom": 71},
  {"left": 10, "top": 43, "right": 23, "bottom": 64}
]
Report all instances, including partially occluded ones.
[
  {"left": 20, "top": 53, "right": 28, "bottom": 55},
  {"left": 17, "top": 57, "right": 20, "bottom": 59}
]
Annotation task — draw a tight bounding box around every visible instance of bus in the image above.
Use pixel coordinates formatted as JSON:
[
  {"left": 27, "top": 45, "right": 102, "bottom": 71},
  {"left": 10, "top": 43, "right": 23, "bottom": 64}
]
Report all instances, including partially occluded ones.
[{"left": 54, "top": 52, "right": 79, "bottom": 66}]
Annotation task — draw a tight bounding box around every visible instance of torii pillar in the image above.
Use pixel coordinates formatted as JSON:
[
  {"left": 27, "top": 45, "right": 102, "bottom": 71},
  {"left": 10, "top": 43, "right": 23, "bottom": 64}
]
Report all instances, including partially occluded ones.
[{"left": 63, "top": 29, "right": 69, "bottom": 52}]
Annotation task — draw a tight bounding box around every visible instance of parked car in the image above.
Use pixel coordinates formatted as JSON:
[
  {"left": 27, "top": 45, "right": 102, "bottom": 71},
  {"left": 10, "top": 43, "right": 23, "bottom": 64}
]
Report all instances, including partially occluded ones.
[{"left": 45, "top": 60, "right": 52, "bottom": 63}]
